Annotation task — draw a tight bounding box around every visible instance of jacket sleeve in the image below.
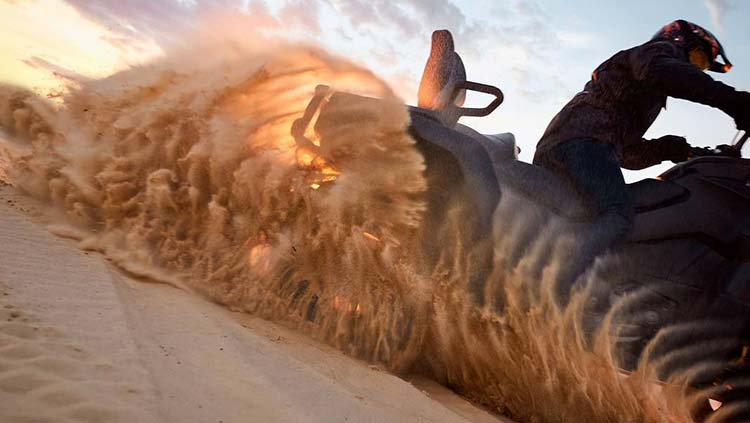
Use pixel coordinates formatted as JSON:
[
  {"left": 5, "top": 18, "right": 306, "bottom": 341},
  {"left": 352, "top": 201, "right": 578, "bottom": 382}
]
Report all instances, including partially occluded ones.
[
  {"left": 630, "top": 41, "right": 746, "bottom": 118},
  {"left": 621, "top": 138, "right": 667, "bottom": 170}
]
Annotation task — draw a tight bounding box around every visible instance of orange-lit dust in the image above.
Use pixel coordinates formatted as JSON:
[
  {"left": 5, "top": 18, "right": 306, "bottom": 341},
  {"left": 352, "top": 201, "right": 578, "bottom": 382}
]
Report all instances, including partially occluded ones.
[{"left": 0, "top": 29, "right": 728, "bottom": 423}]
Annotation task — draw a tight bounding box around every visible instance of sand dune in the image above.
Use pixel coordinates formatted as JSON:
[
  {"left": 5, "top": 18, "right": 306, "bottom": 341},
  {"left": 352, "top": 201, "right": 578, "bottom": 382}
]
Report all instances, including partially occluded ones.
[{"left": 0, "top": 185, "right": 509, "bottom": 423}]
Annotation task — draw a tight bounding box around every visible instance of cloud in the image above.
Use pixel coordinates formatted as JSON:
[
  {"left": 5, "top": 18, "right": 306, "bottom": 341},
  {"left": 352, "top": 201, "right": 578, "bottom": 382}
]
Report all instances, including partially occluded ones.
[
  {"left": 406, "top": 0, "right": 468, "bottom": 35},
  {"left": 279, "top": 0, "right": 322, "bottom": 35},
  {"left": 326, "top": 0, "right": 565, "bottom": 84},
  {"left": 64, "top": 0, "right": 203, "bottom": 42},
  {"left": 22, "top": 56, "right": 89, "bottom": 81},
  {"left": 62, "top": 0, "right": 283, "bottom": 49},
  {"left": 704, "top": 0, "right": 734, "bottom": 32},
  {"left": 557, "top": 31, "right": 596, "bottom": 49},
  {"left": 57, "top": 0, "right": 575, "bottom": 102},
  {"left": 334, "top": 0, "right": 376, "bottom": 24},
  {"left": 324, "top": 0, "right": 469, "bottom": 39}
]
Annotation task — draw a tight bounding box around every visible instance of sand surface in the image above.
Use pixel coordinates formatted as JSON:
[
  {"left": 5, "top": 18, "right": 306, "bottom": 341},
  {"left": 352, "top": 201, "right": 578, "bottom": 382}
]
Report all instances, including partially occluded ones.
[{"left": 0, "top": 185, "right": 511, "bottom": 423}]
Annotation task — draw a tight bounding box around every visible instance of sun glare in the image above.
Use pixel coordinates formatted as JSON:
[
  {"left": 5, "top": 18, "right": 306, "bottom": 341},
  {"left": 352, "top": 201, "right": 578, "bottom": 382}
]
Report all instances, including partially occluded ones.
[{"left": 0, "top": 0, "right": 161, "bottom": 92}]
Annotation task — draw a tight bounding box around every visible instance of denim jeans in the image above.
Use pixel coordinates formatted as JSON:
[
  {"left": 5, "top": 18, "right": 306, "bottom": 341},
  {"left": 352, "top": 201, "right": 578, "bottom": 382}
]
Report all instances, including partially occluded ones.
[{"left": 533, "top": 138, "right": 635, "bottom": 300}]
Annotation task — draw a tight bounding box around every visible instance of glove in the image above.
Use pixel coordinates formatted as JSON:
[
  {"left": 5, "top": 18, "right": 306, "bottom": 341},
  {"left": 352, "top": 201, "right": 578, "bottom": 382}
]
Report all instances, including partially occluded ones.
[
  {"left": 735, "top": 116, "right": 750, "bottom": 132},
  {"left": 728, "top": 91, "right": 750, "bottom": 131},
  {"left": 716, "top": 144, "right": 742, "bottom": 158},
  {"left": 688, "top": 144, "right": 741, "bottom": 158},
  {"left": 656, "top": 135, "right": 691, "bottom": 163}
]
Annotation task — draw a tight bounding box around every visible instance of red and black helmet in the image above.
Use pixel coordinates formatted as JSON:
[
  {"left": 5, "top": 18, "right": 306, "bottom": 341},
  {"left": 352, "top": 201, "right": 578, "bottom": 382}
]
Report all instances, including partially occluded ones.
[{"left": 652, "top": 19, "right": 732, "bottom": 73}]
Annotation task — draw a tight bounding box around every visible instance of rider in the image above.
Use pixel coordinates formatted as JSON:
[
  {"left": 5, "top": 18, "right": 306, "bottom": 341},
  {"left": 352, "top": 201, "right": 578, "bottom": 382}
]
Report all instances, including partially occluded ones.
[{"left": 533, "top": 19, "right": 750, "bottom": 294}]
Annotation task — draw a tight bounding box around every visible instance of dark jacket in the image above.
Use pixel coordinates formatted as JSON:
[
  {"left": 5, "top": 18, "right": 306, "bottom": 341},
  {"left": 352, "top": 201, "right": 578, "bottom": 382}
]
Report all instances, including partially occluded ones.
[{"left": 534, "top": 40, "right": 749, "bottom": 170}]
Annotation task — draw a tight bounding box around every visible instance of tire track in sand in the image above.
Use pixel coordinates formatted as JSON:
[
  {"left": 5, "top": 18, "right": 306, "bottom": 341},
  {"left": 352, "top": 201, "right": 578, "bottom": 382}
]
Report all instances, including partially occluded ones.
[
  {"left": 0, "top": 186, "right": 510, "bottom": 423},
  {"left": 0, "top": 188, "right": 159, "bottom": 423}
]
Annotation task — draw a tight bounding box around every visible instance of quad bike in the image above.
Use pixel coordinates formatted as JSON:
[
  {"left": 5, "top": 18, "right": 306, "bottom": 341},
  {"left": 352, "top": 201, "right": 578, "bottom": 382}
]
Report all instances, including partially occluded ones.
[{"left": 292, "top": 30, "right": 750, "bottom": 422}]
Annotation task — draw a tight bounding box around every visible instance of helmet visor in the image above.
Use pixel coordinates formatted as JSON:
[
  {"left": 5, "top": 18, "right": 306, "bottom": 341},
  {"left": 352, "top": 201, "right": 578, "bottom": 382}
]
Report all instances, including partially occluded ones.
[
  {"left": 699, "top": 26, "right": 732, "bottom": 73},
  {"left": 709, "top": 50, "right": 732, "bottom": 73}
]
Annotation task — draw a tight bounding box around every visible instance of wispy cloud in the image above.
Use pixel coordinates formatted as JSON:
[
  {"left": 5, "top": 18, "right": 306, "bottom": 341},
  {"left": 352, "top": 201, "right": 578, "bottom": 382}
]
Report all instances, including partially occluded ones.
[
  {"left": 63, "top": 0, "right": 281, "bottom": 48},
  {"left": 704, "top": 0, "right": 735, "bottom": 32},
  {"left": 557, "top": 30, "right": 596, "bottom": 49},
  {"left": 278, "top": 0, "right": 321, "bottom": 35},
  {"left": 57, "top": 0, "right": 575, "bottom": 102},
  {"left": 322, "top": 0, "right": 573, "bottom": 101}
]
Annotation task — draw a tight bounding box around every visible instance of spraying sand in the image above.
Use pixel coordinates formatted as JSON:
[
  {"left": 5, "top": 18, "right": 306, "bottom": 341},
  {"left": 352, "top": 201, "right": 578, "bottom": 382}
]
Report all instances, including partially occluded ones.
[{"left": 0, "top": 33, "right": 708, "bottom": 422}]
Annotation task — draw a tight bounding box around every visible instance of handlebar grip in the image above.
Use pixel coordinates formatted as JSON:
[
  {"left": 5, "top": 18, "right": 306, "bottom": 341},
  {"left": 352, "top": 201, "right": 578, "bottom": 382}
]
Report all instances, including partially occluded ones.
[{"left": 689, "top": 145, "right": 742, "bottom": 158}]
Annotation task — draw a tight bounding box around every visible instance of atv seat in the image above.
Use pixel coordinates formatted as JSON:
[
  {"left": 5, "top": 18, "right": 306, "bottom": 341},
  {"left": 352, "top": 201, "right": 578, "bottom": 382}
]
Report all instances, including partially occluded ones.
[
  {"left": 628, "top": 178, "right": 688, "bottom": 213},
  {"left": 496, "top": 165, "right": 691, "bottom": 220}
]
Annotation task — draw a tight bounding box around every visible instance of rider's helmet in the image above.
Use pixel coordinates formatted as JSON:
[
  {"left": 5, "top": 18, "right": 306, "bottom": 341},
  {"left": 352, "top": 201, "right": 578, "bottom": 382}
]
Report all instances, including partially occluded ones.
[{"left": 651, "top": 19, "right": 732, "bottom": 73}]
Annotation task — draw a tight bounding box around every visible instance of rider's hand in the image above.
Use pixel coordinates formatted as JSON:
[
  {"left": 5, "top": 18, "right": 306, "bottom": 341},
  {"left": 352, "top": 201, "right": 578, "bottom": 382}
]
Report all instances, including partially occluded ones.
[
  {"left": 716, "top": 144, "right": 742, "bottom": 158},
  {"left": 730, "top": 91, "right": 750, "bottom": 131},
  {"left": 657, "top": 135, "right": 691, "bottom": 163},
  {"left": 735, "top": 117, "right": 750, "bottom": 132}
]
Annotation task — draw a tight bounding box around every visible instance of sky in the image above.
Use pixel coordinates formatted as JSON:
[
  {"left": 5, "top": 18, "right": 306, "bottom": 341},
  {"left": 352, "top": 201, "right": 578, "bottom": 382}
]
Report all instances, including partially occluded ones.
[{"left": 1, "top": 0, "right": 749, "bottom": 181}]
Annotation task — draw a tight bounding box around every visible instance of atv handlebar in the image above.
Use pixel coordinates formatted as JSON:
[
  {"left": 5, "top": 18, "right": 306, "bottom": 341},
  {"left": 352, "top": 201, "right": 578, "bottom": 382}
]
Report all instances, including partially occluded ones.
[
  {"left": 688, "top": 132, "right": 748, "bottom": 159},
  {"left": 689, "top": 144, "right": 742, "bottom": 158},
  {"left": 735, "top": 131, "right": 749, "bottom": 153}
]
